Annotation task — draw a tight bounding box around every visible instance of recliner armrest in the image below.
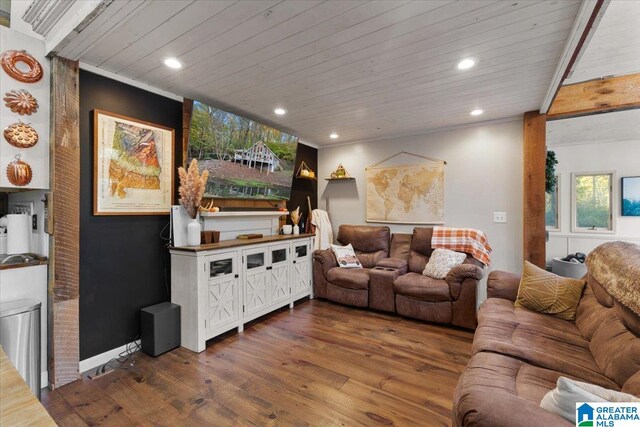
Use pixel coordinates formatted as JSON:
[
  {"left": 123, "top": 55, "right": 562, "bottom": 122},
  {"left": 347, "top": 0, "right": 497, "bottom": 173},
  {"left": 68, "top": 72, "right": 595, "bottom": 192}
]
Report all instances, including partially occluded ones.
[
  {"left": 446, "top": 264, "right": 484, "bottom": 300},
  {"left": 375, "top": 258, "right": 408, "bottom": 275},
  {"left": 313, "top": 249, "right": 338, "bottom": 277},
  {"left": 487, "top": 270, "right": 521, "bottom": 301}
]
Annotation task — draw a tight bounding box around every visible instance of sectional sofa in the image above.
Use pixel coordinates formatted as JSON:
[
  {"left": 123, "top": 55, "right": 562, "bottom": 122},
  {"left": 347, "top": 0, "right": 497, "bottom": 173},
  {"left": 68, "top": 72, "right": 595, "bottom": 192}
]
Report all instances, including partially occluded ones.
[
  {"left": 453, "top": 242, "right": 640, "bottom": 426},
  {"left": 312, "top": 225, "right": 485, "bottom": 329}
]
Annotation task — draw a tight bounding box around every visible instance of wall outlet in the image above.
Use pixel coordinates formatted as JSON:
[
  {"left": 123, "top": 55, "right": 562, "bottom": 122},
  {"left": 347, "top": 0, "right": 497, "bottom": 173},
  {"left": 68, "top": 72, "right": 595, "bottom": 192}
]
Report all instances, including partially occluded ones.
[
  {"left": 32, "top": 214, "right": 38, "bottom": 231},
  {"left": 493, "top": 212, "right": 507, "bottom": 223}
]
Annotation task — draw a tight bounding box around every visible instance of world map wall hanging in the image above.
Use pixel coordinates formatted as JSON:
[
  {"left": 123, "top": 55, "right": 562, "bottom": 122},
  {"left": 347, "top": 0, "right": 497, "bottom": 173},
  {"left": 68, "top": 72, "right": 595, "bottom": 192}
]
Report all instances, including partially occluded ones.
[{"left": 366, "top": 152, "right": 445, "bottom": 224}]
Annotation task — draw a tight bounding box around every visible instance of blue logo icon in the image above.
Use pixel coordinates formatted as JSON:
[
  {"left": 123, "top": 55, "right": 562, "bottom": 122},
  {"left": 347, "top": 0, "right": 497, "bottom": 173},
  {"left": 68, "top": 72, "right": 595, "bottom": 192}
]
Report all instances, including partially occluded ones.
[{"left": 577, "top": 403, "right": 594, "bottom": 426}]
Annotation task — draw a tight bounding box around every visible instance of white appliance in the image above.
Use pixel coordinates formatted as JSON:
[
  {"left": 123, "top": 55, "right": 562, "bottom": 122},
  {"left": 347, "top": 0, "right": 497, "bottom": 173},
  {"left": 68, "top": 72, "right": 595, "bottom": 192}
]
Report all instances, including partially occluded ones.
[
  {"left": 6, "top": 214, "right": 30, "bottom": 254},
  {"left": 170, "top": 205, "right": 192, "bottom": 247}
]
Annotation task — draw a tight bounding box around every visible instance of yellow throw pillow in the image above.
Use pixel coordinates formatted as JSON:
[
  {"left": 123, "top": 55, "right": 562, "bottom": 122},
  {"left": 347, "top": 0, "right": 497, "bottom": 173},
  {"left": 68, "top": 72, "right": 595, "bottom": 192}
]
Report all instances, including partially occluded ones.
[{"left": 515, "top": 261, "right": 586, "bottom": 320}]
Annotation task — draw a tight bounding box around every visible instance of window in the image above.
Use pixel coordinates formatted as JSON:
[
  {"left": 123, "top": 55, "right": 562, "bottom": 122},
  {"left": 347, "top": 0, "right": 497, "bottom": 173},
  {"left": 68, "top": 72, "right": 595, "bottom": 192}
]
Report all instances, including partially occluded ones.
[
  {"left": 545, "top": 175, "right": 560, "bottom": 231},
  {"left": 572, "top": 172, "right": 615, "bottom": 232}
]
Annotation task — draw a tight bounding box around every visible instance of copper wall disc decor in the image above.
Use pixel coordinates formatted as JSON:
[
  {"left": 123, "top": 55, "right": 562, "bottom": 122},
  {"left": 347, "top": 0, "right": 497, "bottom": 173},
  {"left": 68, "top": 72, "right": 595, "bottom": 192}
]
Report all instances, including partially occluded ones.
[
  {"left": 6, "top": 155, "right": 33, "bottom": 186},
  {"left": 4, "top": 122, "right": 38, "bottom": 148},
  {"left": 0, "top": 50, "right": 43, "bottom": 83},
  {"left": 3, "top": 89, "right": 39, "bottom": 115}
]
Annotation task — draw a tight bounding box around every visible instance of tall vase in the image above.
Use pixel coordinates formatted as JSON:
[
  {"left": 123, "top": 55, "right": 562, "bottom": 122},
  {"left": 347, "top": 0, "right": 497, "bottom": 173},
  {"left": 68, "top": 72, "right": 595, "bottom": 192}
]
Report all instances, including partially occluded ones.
[
  {"left": 187, "top": 218, "right": 201, "bottom": 246},
  {"left": 293, "top": 224, "right": 300, "bottom": 235}
]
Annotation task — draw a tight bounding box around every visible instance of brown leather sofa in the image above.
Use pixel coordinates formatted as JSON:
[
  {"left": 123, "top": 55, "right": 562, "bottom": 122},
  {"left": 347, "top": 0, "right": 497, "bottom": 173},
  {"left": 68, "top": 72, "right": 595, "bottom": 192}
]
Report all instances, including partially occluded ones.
[
  {"left": 313, "top": 225, "right": 484, "bottom": 329},
  {"left": 453, "top": 264, "right": 640, "bottom": 426},
  {"left": 313, "top": 225, "right": 390, "bottom": 308}
]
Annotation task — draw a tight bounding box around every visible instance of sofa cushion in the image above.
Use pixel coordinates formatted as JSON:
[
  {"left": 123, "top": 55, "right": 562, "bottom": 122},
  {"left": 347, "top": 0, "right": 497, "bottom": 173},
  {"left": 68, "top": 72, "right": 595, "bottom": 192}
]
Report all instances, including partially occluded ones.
[
  {"left": 576, "top": 279, "right": 640, "bottom": 388},
  {"left": 408, "top": 227, "right": 434, "bottom": 273},
  {"left": 326, "top": 267, "right": 370, "bottom": 290},
  {"left": 541, "top": 377, "right": 640, "bottom": 424},
  {"left": 453, "top": 352, "right": 573, "bottom": 427},
  {"left": 515, "top": 261, "right": 586, "bottom": 320},
  {"left": 622, "top": 371, "right": 640, "bottom": 396},
  {"left": 393, "top": 272, "right": 451, "bottom": 302},
  {"left": 389, "top": 233, "right": 412, "bottom": 260},
  {"left": 589, "top": 306, "right": 640, "bottom": 388},
  {"left": 330, "top": 243, "right": 362, "bottom": 269},
  {"left": 422, "top": 248, "right": 466, "bottom": 279},
  {"left": 474, "top": 299, "right": 619, "bottom": 389},
  {"left": 336, "top": 225, "right": 390, "bottom": 268}
]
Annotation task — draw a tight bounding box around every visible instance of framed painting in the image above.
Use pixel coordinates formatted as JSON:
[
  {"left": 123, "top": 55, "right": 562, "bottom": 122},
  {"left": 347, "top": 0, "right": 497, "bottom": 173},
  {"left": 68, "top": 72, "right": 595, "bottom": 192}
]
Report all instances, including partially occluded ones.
[
  {"left": 93, "top": 110, "right": 174, "bottom": 215},
  {"left": 622, "top": 176, "right": 640, "bottom": 217}
]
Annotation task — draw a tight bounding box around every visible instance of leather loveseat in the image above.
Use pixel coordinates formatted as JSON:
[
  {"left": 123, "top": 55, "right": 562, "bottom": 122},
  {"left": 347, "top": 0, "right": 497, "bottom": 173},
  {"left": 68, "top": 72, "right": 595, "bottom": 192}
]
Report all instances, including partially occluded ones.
[
  {"left": 313, "top": 225, "right": 485, "bottom": 329},
  {"left": 453, "top": 242, "right": 640, "bottom": 426}
]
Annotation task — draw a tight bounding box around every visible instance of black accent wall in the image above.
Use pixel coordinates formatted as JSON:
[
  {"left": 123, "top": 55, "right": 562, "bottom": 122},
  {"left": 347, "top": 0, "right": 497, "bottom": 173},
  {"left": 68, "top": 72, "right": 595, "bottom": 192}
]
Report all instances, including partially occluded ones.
[
  {"left": 79, "top": 70, "right": 182, "bottom": 360},
  {"left": 79, "top": 70, "right": 317, "bottom": 360},
  {"left": 288, "top": 143, "right": 318, "bottom": 228}
]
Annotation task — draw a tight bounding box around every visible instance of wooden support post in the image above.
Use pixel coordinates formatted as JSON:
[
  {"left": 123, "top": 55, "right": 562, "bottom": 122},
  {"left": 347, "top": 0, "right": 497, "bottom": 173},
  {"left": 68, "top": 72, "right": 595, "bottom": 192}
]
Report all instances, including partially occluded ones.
[
  {"left": 523, "top": 111, "right": 546, "bottom": 268},
  {"left": 49, "top": 56, "right": 81, "bottom": 388}
]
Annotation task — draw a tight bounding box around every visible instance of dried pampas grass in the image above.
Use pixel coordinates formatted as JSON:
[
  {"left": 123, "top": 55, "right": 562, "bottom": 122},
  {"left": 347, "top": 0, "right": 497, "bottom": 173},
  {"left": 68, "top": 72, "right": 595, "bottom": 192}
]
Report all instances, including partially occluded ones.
[
  {"left": 178, "top": 159, "right": 209, "bottom": 219},
  {"left": 291, "top": 206, "right": 300, "bottom": 225}
]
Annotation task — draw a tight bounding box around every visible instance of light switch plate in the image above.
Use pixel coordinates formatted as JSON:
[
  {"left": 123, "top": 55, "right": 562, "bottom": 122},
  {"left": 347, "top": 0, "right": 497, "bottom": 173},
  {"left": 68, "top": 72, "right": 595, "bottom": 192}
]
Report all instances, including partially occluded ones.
[{"left": 494, "top": 212, "right": 507, "bottom": 223}]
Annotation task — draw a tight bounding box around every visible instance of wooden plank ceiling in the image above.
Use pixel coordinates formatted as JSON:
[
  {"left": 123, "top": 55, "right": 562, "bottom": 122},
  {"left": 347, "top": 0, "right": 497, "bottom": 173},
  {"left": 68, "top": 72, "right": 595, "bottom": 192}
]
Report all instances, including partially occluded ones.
[
  {"left": 564, "top": 0, "right": 640, "bottom": 84},
  {"left": 547, "top": 108, "right": 640, "bottom": 147},
  {"left": 58, "top": 0, "right": 582, "bottom": 145}
]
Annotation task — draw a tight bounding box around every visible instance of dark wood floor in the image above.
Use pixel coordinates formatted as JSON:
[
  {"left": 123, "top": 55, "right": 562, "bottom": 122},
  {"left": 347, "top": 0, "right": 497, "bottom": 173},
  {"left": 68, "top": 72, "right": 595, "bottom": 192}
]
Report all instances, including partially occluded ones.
[{"left": 42, "top": 299, "right": 474, "bottom": 426}]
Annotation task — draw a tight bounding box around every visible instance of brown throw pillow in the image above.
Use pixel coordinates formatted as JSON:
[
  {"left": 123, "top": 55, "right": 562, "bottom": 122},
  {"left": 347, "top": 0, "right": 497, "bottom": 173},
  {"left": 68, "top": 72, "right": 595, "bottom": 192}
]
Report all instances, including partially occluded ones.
[{"left": 515, "top": 261, "right": 586, "bottom": 320}]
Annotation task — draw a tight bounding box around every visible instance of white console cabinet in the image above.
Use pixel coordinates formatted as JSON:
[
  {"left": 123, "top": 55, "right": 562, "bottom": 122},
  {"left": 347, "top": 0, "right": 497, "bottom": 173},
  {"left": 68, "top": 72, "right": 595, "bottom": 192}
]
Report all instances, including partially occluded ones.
[{"left": 170, "top": 234, "right": 313, "bottom": 352}]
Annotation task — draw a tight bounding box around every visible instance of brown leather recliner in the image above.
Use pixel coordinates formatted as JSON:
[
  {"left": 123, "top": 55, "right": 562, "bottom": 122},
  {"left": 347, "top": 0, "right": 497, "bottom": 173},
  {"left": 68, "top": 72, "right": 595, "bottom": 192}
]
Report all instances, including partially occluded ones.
[
  {"left": 393, "top": 227, "right": 484, "bottom": 329},
  {"left": 313, "top": 225, "right": 484, "bottom": 330},
  {"left": 313, "top": 225, "right": 390, "bottom": 307}
]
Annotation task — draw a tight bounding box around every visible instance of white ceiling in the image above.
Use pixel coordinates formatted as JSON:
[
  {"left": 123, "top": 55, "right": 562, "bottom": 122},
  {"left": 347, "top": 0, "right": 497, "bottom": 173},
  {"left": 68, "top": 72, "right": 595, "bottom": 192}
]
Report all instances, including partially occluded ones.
[
  {"left": 565, "top": 0, "right": 640, "bottom": 84},
  {"left": 547, "top": 109, "right": 640, "bottom": 146},
  {"left": 55, "top": 0, "right": 582, "bottom": 146}
]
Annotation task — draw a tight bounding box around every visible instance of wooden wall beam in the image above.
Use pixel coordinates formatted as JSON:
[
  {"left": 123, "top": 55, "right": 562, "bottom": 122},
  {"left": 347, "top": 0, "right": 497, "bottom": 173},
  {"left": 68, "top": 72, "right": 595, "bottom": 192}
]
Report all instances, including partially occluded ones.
[
  {"left": 49, "top": 56, "right": 80, "bottom": 388},
  {"left": 548, "top": 73, "right": 640, "bottom": 120},
  {"left": 523, "top": 111, "right": 546, "bottom": 268}
]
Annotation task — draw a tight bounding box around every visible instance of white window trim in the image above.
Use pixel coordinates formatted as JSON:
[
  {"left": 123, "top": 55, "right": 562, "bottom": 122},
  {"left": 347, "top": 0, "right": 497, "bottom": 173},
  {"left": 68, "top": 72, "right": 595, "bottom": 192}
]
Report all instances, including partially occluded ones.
[
  {"left": 546, "top": 174, "right": 561, "bottom": 232},
  {"left": 571, "top": 171, "right": 616, "bottom": 234}
]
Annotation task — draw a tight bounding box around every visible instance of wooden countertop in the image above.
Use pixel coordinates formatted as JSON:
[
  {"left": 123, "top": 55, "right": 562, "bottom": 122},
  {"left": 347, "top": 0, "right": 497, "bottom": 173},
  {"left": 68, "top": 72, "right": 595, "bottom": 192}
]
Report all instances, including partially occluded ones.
[
  {"left": 0, "top": 256, "right": 48, "bottom": 271},
  {"left": 170, "top": 233, "right": 314, "bottom": 252},
  {"left": 0, "top": 347, "right": 55, "bottom": 426}
]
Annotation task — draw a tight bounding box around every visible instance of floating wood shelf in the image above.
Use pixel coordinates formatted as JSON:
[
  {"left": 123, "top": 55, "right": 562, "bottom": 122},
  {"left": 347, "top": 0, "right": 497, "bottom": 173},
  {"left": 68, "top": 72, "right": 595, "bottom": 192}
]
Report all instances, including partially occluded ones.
[{"left": 325, "top": 177, "right": 355, "bottom": 181}]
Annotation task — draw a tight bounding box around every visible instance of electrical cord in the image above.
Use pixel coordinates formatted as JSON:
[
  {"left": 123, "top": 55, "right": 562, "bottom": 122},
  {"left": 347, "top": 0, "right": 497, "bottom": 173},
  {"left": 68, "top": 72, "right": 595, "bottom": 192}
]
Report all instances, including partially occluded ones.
[
  {"left": 160, "top": 219, "right": 171, "bottom": 301},
  {"left": 94, "top": 335, "right": 141, "bottom": 376}
]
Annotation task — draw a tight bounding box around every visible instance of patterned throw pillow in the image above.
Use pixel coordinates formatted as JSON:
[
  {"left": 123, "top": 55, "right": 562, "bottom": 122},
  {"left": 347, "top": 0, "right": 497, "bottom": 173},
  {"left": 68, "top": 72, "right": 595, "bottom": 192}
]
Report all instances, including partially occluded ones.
[
  {"left": 515, "top": 261, "right": 586, "bottom": 320},
  {"left": 422, "top": 248, "right": 467, "bottom": 279},
  {"left": 330, "top": 243, "right": 362, "bottom": 269}
]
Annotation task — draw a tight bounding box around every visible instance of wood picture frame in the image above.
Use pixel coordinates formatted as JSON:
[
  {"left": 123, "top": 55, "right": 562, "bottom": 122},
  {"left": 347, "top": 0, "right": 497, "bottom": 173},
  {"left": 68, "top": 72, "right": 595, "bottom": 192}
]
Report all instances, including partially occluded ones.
[{"left": 93, "top": 109, "right": 174, "bottom": 215}]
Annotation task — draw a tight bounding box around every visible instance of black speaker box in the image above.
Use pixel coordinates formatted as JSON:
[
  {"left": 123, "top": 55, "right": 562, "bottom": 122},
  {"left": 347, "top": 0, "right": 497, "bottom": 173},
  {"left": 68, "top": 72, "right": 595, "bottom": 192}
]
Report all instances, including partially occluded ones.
[{"left": 140, "top": 302, "right": 180, "bottom": 357}]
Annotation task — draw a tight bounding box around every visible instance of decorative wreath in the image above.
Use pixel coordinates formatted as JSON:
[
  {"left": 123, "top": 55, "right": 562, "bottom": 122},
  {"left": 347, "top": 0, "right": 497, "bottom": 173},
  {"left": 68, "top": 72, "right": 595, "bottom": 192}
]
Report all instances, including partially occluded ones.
[{"left": 1, "top": 50, "right": 43, "bottom": 83}]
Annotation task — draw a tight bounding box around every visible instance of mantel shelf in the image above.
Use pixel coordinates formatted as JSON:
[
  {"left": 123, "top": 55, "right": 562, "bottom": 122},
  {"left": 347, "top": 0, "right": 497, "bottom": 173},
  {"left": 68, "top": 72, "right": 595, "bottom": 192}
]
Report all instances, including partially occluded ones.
[{"left": 200, "top": 211, "right": 288, "bottom": 218}]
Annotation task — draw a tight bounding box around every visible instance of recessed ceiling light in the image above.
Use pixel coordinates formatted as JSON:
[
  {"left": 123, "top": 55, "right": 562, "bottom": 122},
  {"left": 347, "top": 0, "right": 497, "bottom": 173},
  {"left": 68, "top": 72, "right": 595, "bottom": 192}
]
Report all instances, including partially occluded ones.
[
  {"left": 164, "top": 57, "right": 182, "bottom": 69},
  {"left": 457, "top": 58, "right": 476, "bottom": 70},
  {"left": 329, "top": 132, "right": 339, "bottom": 139},
  {"left": 470, "top": 109, "right": 484, "bottom": 116},
  {"left": 274, "top": 108, "right": 286, "bottom": 115}
]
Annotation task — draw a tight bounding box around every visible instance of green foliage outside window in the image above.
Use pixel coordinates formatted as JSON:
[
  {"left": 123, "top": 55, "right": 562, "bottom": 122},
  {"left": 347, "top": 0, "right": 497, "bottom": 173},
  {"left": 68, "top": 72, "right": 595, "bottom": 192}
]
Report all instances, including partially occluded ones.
[
  {"left": 575, "top": 174, "right": 611, "bottom": 229},
  {"left": 545, "top": 185, "right": 558, "bottom": 228}
]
